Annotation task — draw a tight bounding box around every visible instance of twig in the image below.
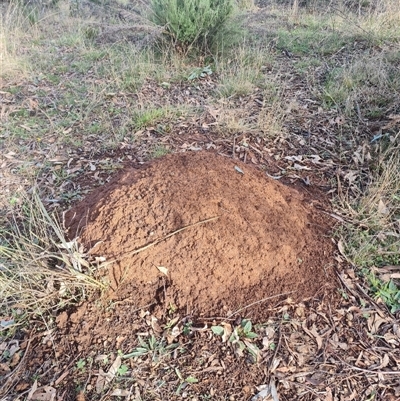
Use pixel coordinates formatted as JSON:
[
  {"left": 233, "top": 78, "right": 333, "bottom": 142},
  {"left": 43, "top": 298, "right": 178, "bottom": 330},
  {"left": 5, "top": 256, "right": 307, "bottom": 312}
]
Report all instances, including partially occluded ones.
[
  {"left": 0, "top": 337, "right": 32, "bottom": 395},
  {"left": 227, "top": 292, "right": 294, "bottom": 318},
  {"left": 269, "top": 324, "right": 282, "bottom": 373},
  {"left": 118, "top": 216, "right": 219, "bottom": 259},
  {"left": 338, "top": 356, "right": 400, "bottom": 375}
]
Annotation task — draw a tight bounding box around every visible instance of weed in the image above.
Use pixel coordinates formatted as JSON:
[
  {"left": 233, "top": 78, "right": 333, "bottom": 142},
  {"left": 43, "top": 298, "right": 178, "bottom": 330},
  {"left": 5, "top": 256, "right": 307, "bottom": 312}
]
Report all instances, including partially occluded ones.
[
  {"left": 132, "top": 108, "right": 168, "bottom": 130},
  {"left": 212, "top": 319, "right": 260, "bottom": 362},
  {"left": 132, "top": 106, "right": 187, "bottom": 131},
  {"left": 276, "top": 24, "right": 349, "bottom": 56},
  {"left": 294, "top": 57, "right": 322, "bottom": 74},
  {"left": 367, "top": 273, "right": 400, "bottom": 313},
  {"left": 117, "top": 364, "right": 129, "bottom": 376},
  {"left": 122, "top": 335, "right": 180, "bottom": 362},
  {"left": 188, "top": 65, "right": 213, "bottom": 81},
  {"left": 175, "top": 368, "right": 198, "bottom": 395},
  {"left": 76, "top": 358, "right": 86, "bottom": 371},
  {"left": 232, "top": 319, "right": 258, "bottom": 339},
  {"left": 236, "top": 0, "right": 255, "bottom": 10}
]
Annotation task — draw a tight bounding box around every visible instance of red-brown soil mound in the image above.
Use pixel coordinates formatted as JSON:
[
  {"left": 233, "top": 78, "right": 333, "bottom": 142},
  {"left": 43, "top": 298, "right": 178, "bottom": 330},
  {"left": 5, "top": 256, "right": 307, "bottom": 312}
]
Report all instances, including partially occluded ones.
[{"left": 66, "top": 152, "right": 336, "bottom": 317}]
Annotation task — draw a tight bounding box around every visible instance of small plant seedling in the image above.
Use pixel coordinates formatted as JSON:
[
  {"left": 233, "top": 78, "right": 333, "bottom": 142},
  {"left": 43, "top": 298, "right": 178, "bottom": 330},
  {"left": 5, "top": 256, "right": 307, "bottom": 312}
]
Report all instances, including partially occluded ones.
[
  {"left": 211, "top": 326, "right": 225, "bottom": 336},
  {"left": 175, "top": 368, "right": 198, "bottom": 394},
  {"left": 188, "top": 65, "right": 213, "bottom": 81},
  {"left": 368, "top": 275, "right": 400, "bottom": 313},
  {"left": 151, "top": 145, "right": 170, "bottom": 159},
  {"left": 183, "top": 322, "right": 193, "bottom": 336},
  {"left": 338, "top": 289, "right": 349, "bottom": 300},
  {"left": 167, "top": 303, "right": 177, "bottom": 315},
  {"left": 117, "top": 364, "right": 129, "bottom": 376},
  {"left": 238, "top": 319, "right": 258, "bottom": 339},
  {"left": 76, "top": 358, "right": 86, "bottom": 371},
  {"left": 212, "top": 319, "right": 260, "bottom": 361},
  {"left": 122, "top": 335, "right": 179, "bottom": 362}
]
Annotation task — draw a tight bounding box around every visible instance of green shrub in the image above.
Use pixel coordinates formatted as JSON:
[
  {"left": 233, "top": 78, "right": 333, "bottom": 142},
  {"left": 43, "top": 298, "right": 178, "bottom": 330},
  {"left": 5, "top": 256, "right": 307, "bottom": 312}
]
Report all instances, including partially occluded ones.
[{"left": 149, "top": 0, "right": 234, "bottom": 53}]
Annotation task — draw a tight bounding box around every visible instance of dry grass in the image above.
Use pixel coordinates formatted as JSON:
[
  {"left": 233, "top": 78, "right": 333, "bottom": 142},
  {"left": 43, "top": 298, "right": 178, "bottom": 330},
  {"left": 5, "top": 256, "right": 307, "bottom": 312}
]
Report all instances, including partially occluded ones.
[
  {"left": 338, "top": 135, "right": 400, "bottom": 309},
  {"left": 216, "top": 46, "right": 267, "bottom": 98},
  {"left": 322, "top": 49, "right": 400, "bottom": 117},
  {"left": 0, "top": 190, "right": 107, "bottom": 320},
  {"left": 353, "top": 0, "right": 400, "bottom": 42},
  {"left": 0, "top": 0, "right": 35, "bottom": 83},
  {"left": 341, "top": 137, "right": 400, "bottom": 261}
]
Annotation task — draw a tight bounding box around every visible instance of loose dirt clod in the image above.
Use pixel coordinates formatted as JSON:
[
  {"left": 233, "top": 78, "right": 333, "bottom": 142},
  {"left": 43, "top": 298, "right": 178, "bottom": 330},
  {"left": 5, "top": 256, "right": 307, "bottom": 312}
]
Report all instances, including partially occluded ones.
[{"left": 66, "top": 151, "right": 336, "bottom": 317}]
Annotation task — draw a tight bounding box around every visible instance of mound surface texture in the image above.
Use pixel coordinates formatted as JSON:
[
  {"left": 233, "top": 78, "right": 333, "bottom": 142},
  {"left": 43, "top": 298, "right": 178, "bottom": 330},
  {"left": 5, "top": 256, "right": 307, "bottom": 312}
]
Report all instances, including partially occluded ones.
[{"left": 66, "top": 152, "right": 335, "bottom": 317}]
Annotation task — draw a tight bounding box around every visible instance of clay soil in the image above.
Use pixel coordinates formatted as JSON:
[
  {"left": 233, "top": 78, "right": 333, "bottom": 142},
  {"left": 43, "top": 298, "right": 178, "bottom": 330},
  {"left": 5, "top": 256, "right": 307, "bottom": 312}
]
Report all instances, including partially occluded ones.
[{"left": 66, "top": 151, "right": 336, "bottom": 318}]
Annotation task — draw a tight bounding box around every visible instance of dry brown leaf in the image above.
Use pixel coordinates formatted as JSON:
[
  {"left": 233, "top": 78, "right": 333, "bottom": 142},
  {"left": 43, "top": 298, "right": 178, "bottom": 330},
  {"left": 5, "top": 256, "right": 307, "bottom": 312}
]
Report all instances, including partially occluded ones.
[
  {"left": 343, "top": 389, "right": 357, "bottom": 401},
  {"left": 344, "top": 170, "right": 358, "bottom": 185},
  {"left": 0, "top": 362, "right": 11, "bottom": 375},
  {"left": 270, "top": 378, "right": 279, "bottom": 401},
  {"left": 310, "top": 325, "right": 324, "bottom": 351},
  {"left": 110, "top": 389, "right": 130, "bottom": 397},
  {"left": 380, "top": 272, "right": 400, "bottom": 282},
  {"left": 156, "top": 266, "right": 168, "bottom": 276},
  {"left": 27, "top": 380, "right": 38, "bottom": 400},
  {"left": 325, "top": 387, "right": 333, "bottom": 401},
  {"left": 301, "top": 322, "right": 323, "bottom": 350},
  {"left": 376, "top": 353, "right": 390, "bottom": 369},
  {"left": 96, "top": 369, "right": 108, "bottom": 394},
  {"left": 151, "top": 316, "right": 163, "bottom": 334},
  {"left": 8, "top": 341, "right": 20, "bottom": 357},
  {"left": 10, "top": 351, "right": 21, "bottom": 367},
  {"left": 270, "top": 357, "right": 281, "bottom": 373},
  {"left": 95, "top": 356, "right": 121, "bottom": 393},
  {"left": 108, "top": 355, "right": 121, "bottom": 377},
  {"left": 95, "top": 354, "right": 108, "bottom": 362},
  {"left": 337, "top": 240, "right": 346, "bottom": 257},
  {"left": 76, "top": 391, "right": 85, "bottom": 401},
  {"left": 367, "top": 314, "right": 388, "bottom": 334},
  {"left": 221, "top": 322, "right": 232, "bottom": 343},
  {"left": 393, "top": 324, "right": 400, "bottom": 338},
  {"left": 251, "top": 385, "right": 271, "bottom": 401},
  {"left": 244, "top": 340, "right": 262, "bottom": 363},
  {"left": 377, "top": 199, "right": 389, "bottom": 215},
  {"left": 31, "top": 386, "right": 56, "bottom": 401}
]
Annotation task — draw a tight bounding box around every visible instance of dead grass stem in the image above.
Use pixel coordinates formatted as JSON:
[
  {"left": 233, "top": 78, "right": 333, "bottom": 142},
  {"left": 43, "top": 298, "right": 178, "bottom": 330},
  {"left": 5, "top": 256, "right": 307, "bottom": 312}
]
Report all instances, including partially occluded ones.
[{"left": 0, "top": 190, "right": 106, "bottom": 319}]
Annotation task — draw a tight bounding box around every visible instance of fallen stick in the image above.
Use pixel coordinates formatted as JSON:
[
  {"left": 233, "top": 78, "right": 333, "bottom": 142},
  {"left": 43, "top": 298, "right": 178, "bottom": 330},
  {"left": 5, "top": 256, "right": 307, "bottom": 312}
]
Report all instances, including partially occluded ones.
[{"left": 119, "top": 215, "right": 220, "bottom": 259}]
